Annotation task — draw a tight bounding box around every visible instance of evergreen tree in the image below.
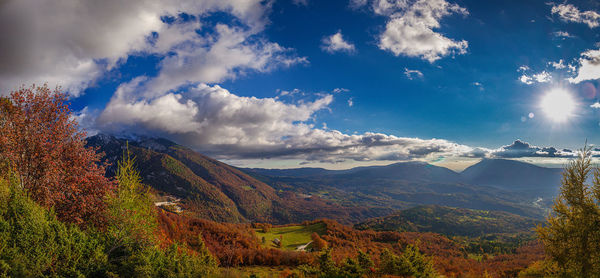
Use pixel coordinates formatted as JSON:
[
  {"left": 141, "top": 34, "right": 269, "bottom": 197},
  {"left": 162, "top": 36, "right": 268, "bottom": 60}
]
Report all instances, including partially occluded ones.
[
  {"left": 357, "top": 250, "right": 374, "bottom": 273},
  {"left": 379, "top": 244, "right": 438, "bottom": 278},
  {"left": 317, "top": 248, "right": 340, "bottom": 277},
  {"left": 537, "top": 145, "right": 600, "bottom": 276},
  {"left": 105, "top": 146, "right": 158, "bottom": 263}
]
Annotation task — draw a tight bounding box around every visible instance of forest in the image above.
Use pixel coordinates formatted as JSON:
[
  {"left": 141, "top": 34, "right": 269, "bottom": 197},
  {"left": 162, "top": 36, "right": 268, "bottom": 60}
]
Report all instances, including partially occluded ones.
[{"left": 0, "top": 85, "right": 597, "bottom": 277}]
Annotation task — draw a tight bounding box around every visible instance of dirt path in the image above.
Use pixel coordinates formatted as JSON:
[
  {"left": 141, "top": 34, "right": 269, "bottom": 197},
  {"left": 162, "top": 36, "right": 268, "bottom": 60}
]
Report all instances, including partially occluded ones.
[{"left": 296, "top": 241, "right": 312, "bottom": 251}]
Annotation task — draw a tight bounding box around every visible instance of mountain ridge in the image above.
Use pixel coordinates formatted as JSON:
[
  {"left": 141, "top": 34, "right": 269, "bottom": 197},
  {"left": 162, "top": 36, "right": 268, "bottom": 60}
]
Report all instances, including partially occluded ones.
[{"left": 86, "top": 133, "right": 388, "bottom": 224}]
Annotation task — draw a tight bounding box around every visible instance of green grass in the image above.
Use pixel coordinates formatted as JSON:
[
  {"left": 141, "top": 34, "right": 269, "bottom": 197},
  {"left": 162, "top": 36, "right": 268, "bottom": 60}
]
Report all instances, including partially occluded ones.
[{"left": 255, "top": 223, "right": 326, "bottom": 250}]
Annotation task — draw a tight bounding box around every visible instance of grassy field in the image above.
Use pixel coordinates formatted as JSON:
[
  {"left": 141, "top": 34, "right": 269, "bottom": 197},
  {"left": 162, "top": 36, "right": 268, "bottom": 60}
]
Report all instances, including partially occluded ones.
[{"left": 255, "top": 222, "right": 326, "bottom": 250}]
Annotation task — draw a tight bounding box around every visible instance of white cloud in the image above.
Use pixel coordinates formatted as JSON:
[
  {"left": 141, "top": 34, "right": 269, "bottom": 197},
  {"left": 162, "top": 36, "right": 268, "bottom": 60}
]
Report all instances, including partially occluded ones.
[
  {"left": 321, "top": 31, "right": 356, "bottom": 54},
  {"left": 553, "top": 31, "right": 573, "bottom": 38},
  {"left": 518, "top": 66, "right": 551, "bottom": 85},
  {"left": 333, "top": 88, "right": 350, "bottom": 93},
  {"left": 349, "top": 0, "right": 368, "bottom": 9},
  {"left": 533, "top": 71, "right": 552, "bottom": 83},
  {"left": 144, "top": 23, "right": 308, "bottom": 97},
  {"left": 278, "top": 88, "right": 303, "bottom": 97},
  {"left": 96, "top": 82, "right": 487, "bottom": 162},
  {"left": 569, "top": 49, "right": 600, "bottom": 83},
  {"left": 374, "top": 0, "right": 469, "bottom": 63},
  {"left": 591, "top": 102, "right": 600, "bottom": 109},
  {"left": 492, "top": 140, "right": 575, "bottom": 158},
  {"left": 0, "top": 0, "right": 292, "bottom": 97},
  {"left": 404, "top": 68, "right": 424, "bottom": 80},
  {"left": 98, "top": 82, "right": 333, "bottom": 147},
  {"left": 551, "top": 3, "right": 600, "bottom": 28},
  {"left": 519, "top": 75, "right": 533, "bottom": 85},
  {"left": 549, "top": 59, "right": 566, "bottom": 69}
]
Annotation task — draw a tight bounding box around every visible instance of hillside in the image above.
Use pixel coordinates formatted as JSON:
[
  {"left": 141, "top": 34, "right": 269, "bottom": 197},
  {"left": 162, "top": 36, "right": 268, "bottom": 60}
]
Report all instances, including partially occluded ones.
[
  {"left": 245, "top": 162, "right": 547, "bottom": 219},
  {"left": 247, "top": 161, "right": 464, "bottom": 183},
  {"left": 462, "top": 158, "right": 563, "bottom": 198},
  {"left": 355, "top": 205, "right": 541, "bottom": 237},
  {"left": 86, "top": 134, "right": 386, "bottom": 224}
]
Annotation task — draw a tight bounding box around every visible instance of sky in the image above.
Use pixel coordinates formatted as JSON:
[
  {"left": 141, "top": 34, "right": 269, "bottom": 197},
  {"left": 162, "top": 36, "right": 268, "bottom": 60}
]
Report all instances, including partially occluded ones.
[{"left": 2, "top": 0, "right": 600, "bottom": 170}]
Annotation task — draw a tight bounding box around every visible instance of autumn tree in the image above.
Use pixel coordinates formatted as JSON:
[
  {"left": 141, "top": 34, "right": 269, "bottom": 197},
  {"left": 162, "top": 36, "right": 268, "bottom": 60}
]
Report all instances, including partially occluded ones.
[
  {"left": 311, "top": 232, "right": 328, "bottom": 251},
  {"left": 0, "top": 84, "right": 113, "bottom": 226},
  {"left": 537, "top": 146, "right": 600, "bottom": 276}
]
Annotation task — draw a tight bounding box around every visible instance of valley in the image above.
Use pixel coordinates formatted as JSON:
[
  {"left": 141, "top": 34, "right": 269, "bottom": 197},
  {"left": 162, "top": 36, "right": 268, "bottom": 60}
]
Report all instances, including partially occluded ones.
[{"left": 83, "top": 133, "right": 558, "bottom": 276}]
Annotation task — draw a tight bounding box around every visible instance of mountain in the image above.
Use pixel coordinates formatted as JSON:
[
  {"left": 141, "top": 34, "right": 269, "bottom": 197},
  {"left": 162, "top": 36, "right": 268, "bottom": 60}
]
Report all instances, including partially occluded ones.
[
  {"left": 355, "top": 205, "right": 541, "bottom": 237},
  {"left": 87, "top": 134, "right": 559, "bottom": 223},
  {"left": 244, "top": 162, "right": 547, "bottom": 219},
  {"left": 247, "top": 161, "right": 464, "bottom": 184},
  {"left": 462, "top": 159, "right": 563, "bottom": 198},
  {"left": 86, "top": 134, "right": 387, "bottom": 224}
]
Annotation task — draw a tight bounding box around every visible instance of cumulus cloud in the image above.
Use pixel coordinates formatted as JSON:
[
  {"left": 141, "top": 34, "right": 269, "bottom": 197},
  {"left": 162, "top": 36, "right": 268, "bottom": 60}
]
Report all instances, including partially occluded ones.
[
  {"left": 492, "top": 140, "right": 576, "bottom": 158},
  {"left": 0, "top": 0, "right": 301, "bottom": 97},
  {"left": 144, "top": 23, "right": 307, "bottom": 97},
  {"left": 321, "top": 31, "right": 356, "bottom": 54},
  {"left": 551, "top": 3, "right": 600, "bottom": 28},
  {"left": 96, "top": 82, "right": 487, "bottom": 162},
  {"left": 569, "top": 49, "right": 600, "bottom": 83},
  {"left": 549, "top": 59, "right": 566, "bottom": 69},
  {"left": 404, "top": 68, "right": 424, "bottom": 80},
  {"left": 518, "top": 66, "right": 552, "bottom": 84},
  {"left": 591, "top": 102, "right": 600, "bottom": 109},
  {"left": 371, "top": 0, "right": 469, "bottom": 62}
]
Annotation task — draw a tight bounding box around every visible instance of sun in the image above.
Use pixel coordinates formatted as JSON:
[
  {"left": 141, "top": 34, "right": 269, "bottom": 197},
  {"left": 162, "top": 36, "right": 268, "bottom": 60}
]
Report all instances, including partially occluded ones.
[{"left": 540, "top": 89, "right": 576, "bottom": 123}]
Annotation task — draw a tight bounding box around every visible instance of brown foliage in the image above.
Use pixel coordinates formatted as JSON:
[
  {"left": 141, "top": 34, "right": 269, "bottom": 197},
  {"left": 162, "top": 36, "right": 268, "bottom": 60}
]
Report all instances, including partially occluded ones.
[
  {"left": 157, "top": 210, "right": 314, "bottom": 267},
  {"left": 0, "top": 85, "right": 114, "bottom": 227},
  {"left": 311, "top": 232, "right": 327, "bottom": 251}
]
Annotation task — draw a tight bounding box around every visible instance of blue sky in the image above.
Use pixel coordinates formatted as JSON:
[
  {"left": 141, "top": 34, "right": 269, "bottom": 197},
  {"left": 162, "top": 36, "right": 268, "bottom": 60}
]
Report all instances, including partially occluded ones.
[{"left": 2, "top": 0, "right": 600, "bottom": 170}]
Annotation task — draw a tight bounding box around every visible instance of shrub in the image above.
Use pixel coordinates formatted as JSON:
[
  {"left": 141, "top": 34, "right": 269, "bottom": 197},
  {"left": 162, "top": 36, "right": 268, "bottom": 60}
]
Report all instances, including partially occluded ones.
[
  {"left": 0, "top": 85, "right": 113, "bottom": 227},
  {"left": 0, "top": 175, "right": 107, "bottom": 277}
]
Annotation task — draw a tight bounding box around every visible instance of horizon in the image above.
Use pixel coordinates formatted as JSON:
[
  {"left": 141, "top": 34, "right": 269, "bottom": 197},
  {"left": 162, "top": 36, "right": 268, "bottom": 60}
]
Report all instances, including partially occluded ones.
[{"left": 3, "top": 0, "right": 600, "bottom": 170}]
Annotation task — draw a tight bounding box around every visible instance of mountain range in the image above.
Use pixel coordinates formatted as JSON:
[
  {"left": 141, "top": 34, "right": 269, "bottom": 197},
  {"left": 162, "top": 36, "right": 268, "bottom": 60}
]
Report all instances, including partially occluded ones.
[
  {"left": 86, "top": 134, "right": 386, "bottom": 224},
  {"left": 87, "top": 134, "right": 564, "bottom": 223}
]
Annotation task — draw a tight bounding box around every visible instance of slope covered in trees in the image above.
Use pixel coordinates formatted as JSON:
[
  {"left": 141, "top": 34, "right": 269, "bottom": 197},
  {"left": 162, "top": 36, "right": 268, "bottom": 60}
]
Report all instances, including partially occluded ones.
[
  {"left": 0, "top": 85, "right": 218, "bottom": 277},
  {"left": 0, "top": 84, "right": 565, "bottom": 277},
  {"left": 355, "top": 205, "right": 540, "bottom": 237},
  {"left": 87, "top": 134, "right": 388, "bottom": 224},
  {"left": 245, "top": 163, "right": 548, "bottom": 219}
]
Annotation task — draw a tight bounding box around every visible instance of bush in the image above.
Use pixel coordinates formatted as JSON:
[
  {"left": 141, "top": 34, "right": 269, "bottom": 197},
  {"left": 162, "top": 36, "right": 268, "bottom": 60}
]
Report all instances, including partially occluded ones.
[
  {"left": 0, "top": 175, "right": 107, "bottom": 277},
  {"left": 0, "top": 156, "right": 218, "bottom": 277}
]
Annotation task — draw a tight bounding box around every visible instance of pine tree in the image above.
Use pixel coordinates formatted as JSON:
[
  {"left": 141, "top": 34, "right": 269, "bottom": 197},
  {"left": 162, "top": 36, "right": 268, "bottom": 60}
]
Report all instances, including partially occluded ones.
[
  {"left": 106, "top": 146, "right": 157, "bottom": 261},
  {"left": 537, "top": 145, "right": 600, "bottom": 276},
  {"left": 357, "top": 250, "right": 374, "bottom": 272}
]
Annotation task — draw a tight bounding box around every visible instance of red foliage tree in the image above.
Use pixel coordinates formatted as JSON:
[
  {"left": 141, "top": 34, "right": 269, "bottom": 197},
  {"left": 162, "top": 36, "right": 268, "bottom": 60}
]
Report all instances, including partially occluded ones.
[
  {"left": 0, "top": 84, "right": 114, "bottom": 227},
  {"left": 311, "top": 232, "right": 328, "bottom": 251}
]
